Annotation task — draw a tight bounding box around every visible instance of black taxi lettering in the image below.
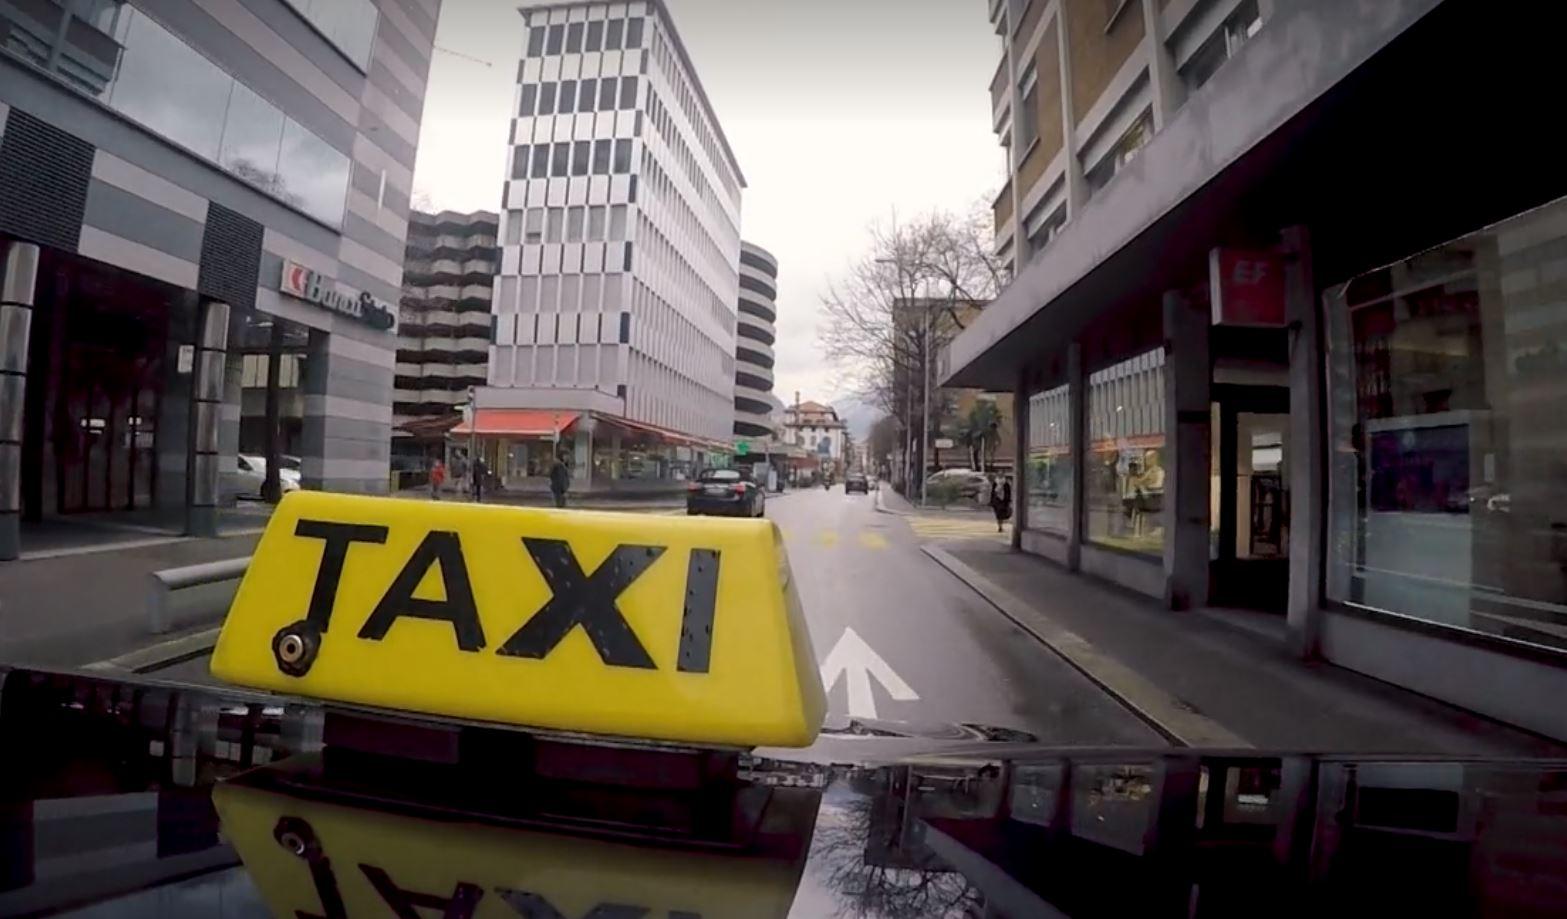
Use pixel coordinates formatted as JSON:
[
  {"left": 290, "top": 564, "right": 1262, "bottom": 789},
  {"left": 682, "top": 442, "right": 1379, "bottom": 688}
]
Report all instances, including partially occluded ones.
[
  {"left": 287, "top": 520, "right": 721, "bottom": 671},
  {"left": 497, "top": 539, "right": 663, "bottom": 668},
  {"left": 361, "top": 864, "right": 482, "bottom": 919},
  {"left": 358, "top": 531, "right": 485, "bottom": 652}
]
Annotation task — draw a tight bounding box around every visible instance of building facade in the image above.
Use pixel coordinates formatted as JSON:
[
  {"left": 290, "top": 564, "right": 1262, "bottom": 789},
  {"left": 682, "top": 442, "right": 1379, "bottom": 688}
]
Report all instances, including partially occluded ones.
[
  {"left": 475, "top": 0, "right": 745, "bottom": 493},
  {"left": 392, "top": 209, "right": 496, "bottom": 466},
  {"left": 950, "top": 0, "right": 1567, "bottom": 739},
  {"left": 733, "top": 240, "right": 778, "bottom": 439},
  {"left": 0, "top": 0, "right": 438, "bottom": 556},
  {"left": 784, "top": 401, "right": 846, "bottom": 479}
]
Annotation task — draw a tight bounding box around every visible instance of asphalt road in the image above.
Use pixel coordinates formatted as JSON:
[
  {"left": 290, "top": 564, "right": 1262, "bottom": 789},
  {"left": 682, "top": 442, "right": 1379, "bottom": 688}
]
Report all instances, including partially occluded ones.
[{"left": 771, "top": 486, "right": 1162, "bottom": 745}]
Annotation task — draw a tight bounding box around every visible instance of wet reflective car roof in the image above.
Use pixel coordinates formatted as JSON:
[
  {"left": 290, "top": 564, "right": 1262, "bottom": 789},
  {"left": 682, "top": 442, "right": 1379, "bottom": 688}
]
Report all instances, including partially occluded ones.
[{"left": 5, "top": 666, "right": 1567, "bottom": 917}]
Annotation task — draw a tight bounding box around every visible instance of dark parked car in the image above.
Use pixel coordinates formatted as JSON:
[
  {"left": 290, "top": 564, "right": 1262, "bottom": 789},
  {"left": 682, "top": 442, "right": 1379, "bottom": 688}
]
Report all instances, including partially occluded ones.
[
  {"left": 844, "top": 472, "right": 869, "bottom": 494},
  {"left": 686, "top": 468, "right": 765, "bottom": 517}
]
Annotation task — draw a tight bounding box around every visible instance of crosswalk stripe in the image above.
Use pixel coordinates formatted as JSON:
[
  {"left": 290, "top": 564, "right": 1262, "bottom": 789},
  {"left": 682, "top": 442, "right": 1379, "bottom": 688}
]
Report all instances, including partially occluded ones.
[
  {"left": 858, "top": 531, "right": 889, "bottom": 550},
  {"left": 905, "top": 516, "right": 1010, "bottom": 542}
]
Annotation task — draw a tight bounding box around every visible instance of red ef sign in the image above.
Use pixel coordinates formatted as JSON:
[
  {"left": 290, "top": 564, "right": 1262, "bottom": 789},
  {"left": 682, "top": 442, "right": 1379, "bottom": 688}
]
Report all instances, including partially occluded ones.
[{"left": 1209, "top": 247, "right": 1286, "bottom": 326}]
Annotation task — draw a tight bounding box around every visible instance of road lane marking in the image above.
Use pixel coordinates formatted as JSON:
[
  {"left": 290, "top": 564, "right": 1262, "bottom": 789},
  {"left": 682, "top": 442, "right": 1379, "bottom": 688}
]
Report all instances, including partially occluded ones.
[
  {"left": 814, "top": 530, "right": 839, "bottom": 548},
  {"left": 921, "top": 545, "right": 1250, "bottom": 748},
  {"left": 858, "top": 531, "right": 888, "bottom": 550},
  {"left": 819, "top": 627, "right": 919, "bottom": 719},
  {"left": 906, "top": 516, "right": 1010, "bottom": 542}
]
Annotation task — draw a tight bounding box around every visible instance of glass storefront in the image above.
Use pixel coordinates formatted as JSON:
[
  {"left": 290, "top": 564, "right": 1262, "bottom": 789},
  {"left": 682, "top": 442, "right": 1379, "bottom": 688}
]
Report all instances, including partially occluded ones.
[
  {"left": 1327, "top": 196, "right": 1567, "bottom": 652},
  {"left": 1027, "top": 383, "right": 1072, "bottom": 534},
  {"left": 1086, "top": 350, "right": 1166, "bottom": 557}
]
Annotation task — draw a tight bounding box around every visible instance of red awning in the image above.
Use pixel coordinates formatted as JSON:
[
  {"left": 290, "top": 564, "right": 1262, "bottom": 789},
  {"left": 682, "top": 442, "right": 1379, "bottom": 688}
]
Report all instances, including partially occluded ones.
[{"left": 451, "top": 410, "right": 578, "bottom": 437}]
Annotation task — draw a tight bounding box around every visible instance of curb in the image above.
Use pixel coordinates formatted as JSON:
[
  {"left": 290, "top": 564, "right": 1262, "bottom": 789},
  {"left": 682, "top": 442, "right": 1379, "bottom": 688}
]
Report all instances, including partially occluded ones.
[
  {"left": 873, "top": 488, "right": 910, "bottom": 516},
  {"left": 920, "top": 544, "right": 1251, "bottom": 749},
  {"left": 83, "top": 626, "right": 222, "bottom": 675}
]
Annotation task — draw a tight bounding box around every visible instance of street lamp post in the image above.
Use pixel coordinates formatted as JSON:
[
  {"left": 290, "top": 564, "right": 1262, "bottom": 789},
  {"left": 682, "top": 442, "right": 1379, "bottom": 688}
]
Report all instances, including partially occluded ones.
[{"left": 920, "top": 300, "right": 931, "bottom": 507}]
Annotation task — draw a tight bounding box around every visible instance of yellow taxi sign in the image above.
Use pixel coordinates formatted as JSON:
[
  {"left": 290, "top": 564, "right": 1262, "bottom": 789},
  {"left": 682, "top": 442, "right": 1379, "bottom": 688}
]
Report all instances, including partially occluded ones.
[
  {"left": 214, "top": 782, "right": 812, "bottom": 919},
  {"left": 209, "top": 492, "right": 826, "bottom": 747}
]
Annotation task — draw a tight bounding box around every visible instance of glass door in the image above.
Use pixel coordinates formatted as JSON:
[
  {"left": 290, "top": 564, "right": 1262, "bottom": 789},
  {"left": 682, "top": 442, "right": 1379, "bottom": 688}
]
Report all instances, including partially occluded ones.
[{"left": 1210, "top": 387, "right": 1290, "bottom": 610}]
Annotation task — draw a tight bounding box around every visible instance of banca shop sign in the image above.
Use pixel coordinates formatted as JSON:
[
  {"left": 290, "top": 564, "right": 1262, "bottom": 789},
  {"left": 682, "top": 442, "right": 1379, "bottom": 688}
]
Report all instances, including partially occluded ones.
[{"left": 280, "top": 260, "right": 395, "bottom": 331}]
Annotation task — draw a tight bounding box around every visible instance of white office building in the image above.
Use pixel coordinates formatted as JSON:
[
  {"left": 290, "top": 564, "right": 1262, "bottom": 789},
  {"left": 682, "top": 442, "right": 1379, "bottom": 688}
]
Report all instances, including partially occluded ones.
[{"left": 470, "top": 0, "right": 745, "bottom": 492}]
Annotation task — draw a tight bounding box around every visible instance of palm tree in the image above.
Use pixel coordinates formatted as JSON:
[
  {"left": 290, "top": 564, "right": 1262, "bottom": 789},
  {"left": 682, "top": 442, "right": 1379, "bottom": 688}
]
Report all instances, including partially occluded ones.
[{"left": 958, "top": 400, "right": 1001, "bottom": 471}]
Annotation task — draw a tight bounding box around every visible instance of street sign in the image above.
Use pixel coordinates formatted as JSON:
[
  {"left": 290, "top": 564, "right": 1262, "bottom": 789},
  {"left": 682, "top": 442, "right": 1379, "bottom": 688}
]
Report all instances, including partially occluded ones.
[
  {"left": 934, "top": 437, "right": 955, "bottom": 449},
  {"left": 736, "top": 441, "right": 750, "bottom": 456}
]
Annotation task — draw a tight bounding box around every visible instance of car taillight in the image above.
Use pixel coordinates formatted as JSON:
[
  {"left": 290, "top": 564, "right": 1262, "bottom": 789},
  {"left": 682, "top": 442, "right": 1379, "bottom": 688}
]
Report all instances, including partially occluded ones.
[{"left": 732, "top": 484, "right": 746, "bottom": 494}]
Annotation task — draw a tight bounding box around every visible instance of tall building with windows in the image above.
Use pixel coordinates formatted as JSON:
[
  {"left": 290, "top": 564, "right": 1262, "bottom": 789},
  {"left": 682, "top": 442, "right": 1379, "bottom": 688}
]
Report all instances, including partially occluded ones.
[
  {"left": 952, "top": 0, "right": 1567, "bottom": 740},
  {"left": 392, "top": 210, "right": 497, "bottom": 464},
  {"left": 0, "top": 0, "right": 439, "bottom": 557},
  {"left": 474, "top": 0, "right": 744, "bottom": 493},
  {"left": 733, "top": 241, "right": 778, "bottom": 440}
]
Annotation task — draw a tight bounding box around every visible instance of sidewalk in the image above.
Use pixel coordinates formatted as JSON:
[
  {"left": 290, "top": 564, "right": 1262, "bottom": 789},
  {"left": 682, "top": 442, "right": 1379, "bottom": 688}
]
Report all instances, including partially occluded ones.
[
  {"left": 0, "top": 531, "right": 262, "bottom": 670},
  {"left": 927, "top": 539, "right": 1567, "bottom": 757}
]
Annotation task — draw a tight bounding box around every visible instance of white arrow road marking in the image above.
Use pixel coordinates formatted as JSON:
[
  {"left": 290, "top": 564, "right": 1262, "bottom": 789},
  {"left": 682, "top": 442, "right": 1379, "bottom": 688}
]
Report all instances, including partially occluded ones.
[{"left": 819, "top": 627, "right": 919, "bottom": 719}]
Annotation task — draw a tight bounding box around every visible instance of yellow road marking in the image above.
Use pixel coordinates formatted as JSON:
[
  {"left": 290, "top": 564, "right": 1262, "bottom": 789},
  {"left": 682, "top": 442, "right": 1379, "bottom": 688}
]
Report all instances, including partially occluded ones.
[
  {"left": 815, "top": 530, "right": 839, "bottom": 548},
  {"left": 905, "top": 516, "right": 1010, "bottom": 542},
  {"left": 857, "top": 531, "right": 889, "bottom": 550}
]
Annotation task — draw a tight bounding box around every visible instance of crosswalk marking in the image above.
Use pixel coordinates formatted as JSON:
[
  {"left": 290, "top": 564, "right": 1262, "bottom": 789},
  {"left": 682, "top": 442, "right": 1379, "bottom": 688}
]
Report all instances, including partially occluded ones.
[
  {"left": 858, "top": 531, "right": 888, "bottom": 550},
  {"left": 905, "top": 515, "right": 1010, "bottom": 543}
]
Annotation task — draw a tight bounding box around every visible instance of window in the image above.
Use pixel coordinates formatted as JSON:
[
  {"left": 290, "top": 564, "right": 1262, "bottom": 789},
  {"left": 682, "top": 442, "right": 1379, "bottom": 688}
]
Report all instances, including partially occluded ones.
[
  {"left": 1182, "top": 0, "right": 1263, "bottom": 91},
  {"left": 1027, "top": 385, "right": 1073, "bottom": 534},
  {"left": 599, "top": 79, "right": 618, "bottom": 111},
  {"left": 504, "top": 209, "right": 524, "bottom": 245},
  {"left": 605, "top": 18, "right": 624, "bottom": 51},
  {"left": 1027, "top": 203, "right": 1066, "bottom": 252},
  {"left": 527, "top": 26, "right": 545, "bottom": 57},
  {"left": 626, "top": 16, "right": 645, "bottom": 48},
  {"left": 588, "top": 206, "right": 607, "bottom": 241},
  {"left": 1086, "top": 110, "right": 1153, "bottom": 194},
  {"left": 592, "top": 139, "right": 612, "bottom": 174},
  {"left": 558, "top": 79, "right": 576, "bottom": 114},
  {"left": 520, "top": 83, "right": 538, "bottom": 116},
  {"left": 510, "top": 145, "right": 529, "bottom": 179},
  {"left": 613, "top": 139, "right": 632, "bottom": 173},
  {"left": 572, "top": 140, "right": 590, "bottom": 176},
  {"left": 609, "top": 205, "right": 627, "bottom": 241},
  {"left": 547, "top": 24, "right": 564, "bottom": 54},
  {"left": 1016, "top": 62, "right": 1039, "bottom": 150},
  {"left": 578, "top": 79, "right": 597, "bottom": 112},
  {"left": 566, "top": 22, "right": 583, "bottom": 53},
  {"left": 546, "top": 208, "right": 565, "bottom": 243},
  {"left": 586, "top": 20, "right": 604, "bottom": 52},
  {"left": 619, "top": 76, "right": 638, "bottom": 109},
  {"left": 619, "top": 312, "right": 631, "bottom": 343},
  {"left": 538, "top": 82, "right": 557, "bottom": 115},
  {"left": 551, "top": 141, "right": 570, "bottom": 177},
  {"left": 1326, "top": 195, "right": 1567, "bottom": 653},
  {"left": 1086, "top": 350, "right": 1166, "bottom": 557},
  {"left": 280, "top": 0, "right": 378, "bottom": 70},
  {"left": 566, "top": 206, "right": 585, "bottom": 242},
  {"left": 523, "top": 208, "right": 545, "bottom": 244},
  {"left": 530, "top": 144, "right": 550, "bottom": 178}
]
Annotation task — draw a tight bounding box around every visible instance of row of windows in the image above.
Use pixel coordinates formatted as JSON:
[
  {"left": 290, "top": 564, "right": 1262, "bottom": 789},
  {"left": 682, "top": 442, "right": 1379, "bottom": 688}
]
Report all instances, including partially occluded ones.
[
  {"left": 647, "top": 26, "right": 739, "bottom": 207},
  {"left": 500, "top": 272, "right": 628, "bottom": 317},
  {"left": 506, "top": 204, "right": 631, "bottom": 246},
  {"left": 627, "top": 350, "right": 731, "bottom": 442},
  {"left": 501, "top": 311, "right": 631, "bottom": 347},
  {"left": 510, "top": 138, "right": 635, "bottom": 180},
  {"left": 631, "top": 276, "right": 726, "bottom": 393},
  {"left": 525, "top": 16, "right": 645, "bottom": 58},
  {"left": 640, "top": 146, "right": 733, "bottom": 301},
  {"left": 636, "top": 211, "right": 732, "bottom": 347},
  {"left": 644, "top": 87, "right": 738, "bottom": 250},
  {"left": 492, "top": 343, "right": 621, "bottom": 391},
  {"left": 736, "top": 322, "right": 774, "bottom": 346},
  {"left": 519, "top": 76, "right": 638, "bottom": 118}
]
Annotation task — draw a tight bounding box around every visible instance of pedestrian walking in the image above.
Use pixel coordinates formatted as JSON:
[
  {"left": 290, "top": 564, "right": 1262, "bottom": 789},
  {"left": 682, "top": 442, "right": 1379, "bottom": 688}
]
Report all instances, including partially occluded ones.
[
  {"left": 549, "top": 453, "right": 570, "bottom": 508},
  {"left": 428, "top": 458, "right": 446, "bottom": 500},
  {"left": 472, "top": 456, "right": 487, "bottom": 503},
  {"left": 989, "top": 473, "right": 1013, "bottom": 532}
]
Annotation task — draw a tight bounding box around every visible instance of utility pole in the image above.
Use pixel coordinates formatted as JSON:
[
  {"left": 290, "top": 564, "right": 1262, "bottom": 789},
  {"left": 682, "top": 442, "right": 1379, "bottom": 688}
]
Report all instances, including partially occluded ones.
[{"left": 920, "top": 300, "right": 932, "bottom": 507}]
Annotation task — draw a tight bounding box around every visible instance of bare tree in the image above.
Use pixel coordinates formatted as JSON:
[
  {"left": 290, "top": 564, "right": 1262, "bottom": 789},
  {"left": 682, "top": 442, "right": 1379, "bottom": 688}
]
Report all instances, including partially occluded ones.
[{"left": 818, "top": 200, "right": 1004, "bottom": 490}]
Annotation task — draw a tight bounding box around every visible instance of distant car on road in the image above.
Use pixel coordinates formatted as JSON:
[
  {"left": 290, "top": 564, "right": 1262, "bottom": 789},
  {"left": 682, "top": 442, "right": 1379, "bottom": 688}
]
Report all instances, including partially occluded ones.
[
  {"left": 844, "top": 473, "right": 869, "bottom": 494},
  {"left": 687, "top": 468, "right": 765, "bottom": 517}
]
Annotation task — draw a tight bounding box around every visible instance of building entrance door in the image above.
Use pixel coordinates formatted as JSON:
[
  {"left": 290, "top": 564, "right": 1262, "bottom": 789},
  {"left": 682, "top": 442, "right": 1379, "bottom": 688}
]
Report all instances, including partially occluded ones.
[{"left": 1210, "top": 386, "right": 1290, "bottom": 611}]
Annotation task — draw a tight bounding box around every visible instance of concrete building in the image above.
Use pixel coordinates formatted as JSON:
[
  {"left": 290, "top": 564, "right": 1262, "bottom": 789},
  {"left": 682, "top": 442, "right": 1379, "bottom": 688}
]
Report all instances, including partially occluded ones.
[
  {"left": 784, "top": 401, "right": 846, "bottom": 480},
  {"left": 0, "top": 0, "right": 438, "bottom": 556},
  {"left": 473, "top": 0, "right": 744, "bottom": 493},
  {"left": 949, "top": 0, "right": 1567, "bottom": 739},
  {"left": 392, "top": 209, "right": 497, "bottom": 466},
  {"left": 733, "top": 240, "right": 777, "bottom": 439}
]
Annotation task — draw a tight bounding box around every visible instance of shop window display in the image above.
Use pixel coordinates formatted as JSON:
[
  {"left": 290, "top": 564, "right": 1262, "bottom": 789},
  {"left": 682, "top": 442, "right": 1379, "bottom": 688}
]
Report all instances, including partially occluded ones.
[
  {"left": 1086, "top": 350, "right": 1166, "bottom": 557},
  {"left": 1027, "top": 384, "right": 1072, "bottom": 534}
]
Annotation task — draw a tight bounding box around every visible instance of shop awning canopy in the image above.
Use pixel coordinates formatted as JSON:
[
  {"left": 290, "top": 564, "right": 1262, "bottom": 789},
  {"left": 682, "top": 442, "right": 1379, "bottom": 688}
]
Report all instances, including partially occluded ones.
[{"left": 451, "top": 409, "right": 578, "bottom": 437}]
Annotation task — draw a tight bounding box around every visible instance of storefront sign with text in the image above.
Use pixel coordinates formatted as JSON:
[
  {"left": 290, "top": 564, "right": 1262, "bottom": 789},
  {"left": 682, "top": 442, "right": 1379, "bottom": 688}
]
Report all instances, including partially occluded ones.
[
  {"left": 280, "top": 260, "right": 395, "bottom": 331},
  {"left": 1209, "top": 247, "right": 1286, "bottom": 326}
]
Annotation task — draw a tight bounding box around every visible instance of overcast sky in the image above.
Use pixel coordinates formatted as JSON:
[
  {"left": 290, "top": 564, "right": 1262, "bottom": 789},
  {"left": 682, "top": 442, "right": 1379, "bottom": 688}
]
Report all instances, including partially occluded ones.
[{"left": 412, "top": 0, "right": 1004, "bottom": 433}]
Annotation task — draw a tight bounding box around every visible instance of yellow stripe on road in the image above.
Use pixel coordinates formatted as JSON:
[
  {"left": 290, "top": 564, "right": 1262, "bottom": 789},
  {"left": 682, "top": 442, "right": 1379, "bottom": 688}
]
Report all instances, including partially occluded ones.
[
  {"left": 906, "top": 516, "right": 1010, "bottom": 543},
  {"left": 814, "top": 530, "right": 839, "bottom": 548},
  {"left": 857, "top": 531, "right": 888, "bottom": 550}
]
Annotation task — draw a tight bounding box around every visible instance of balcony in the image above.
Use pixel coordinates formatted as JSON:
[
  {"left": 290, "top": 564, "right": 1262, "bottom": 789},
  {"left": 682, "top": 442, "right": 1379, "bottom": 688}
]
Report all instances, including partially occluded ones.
[{"left": 990, "top": 54, "right": 1009, "bottom": 113}]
